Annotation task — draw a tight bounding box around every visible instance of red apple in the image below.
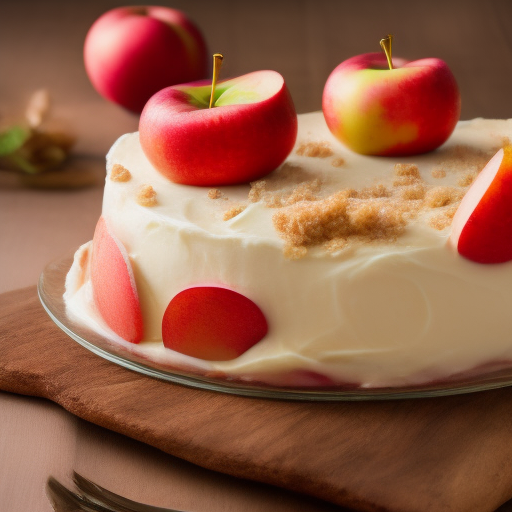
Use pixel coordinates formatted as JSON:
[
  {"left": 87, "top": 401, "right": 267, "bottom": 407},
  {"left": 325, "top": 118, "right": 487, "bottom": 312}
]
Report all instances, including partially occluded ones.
[
  {"left": 91, "top": 217, "right": 143, "bottom": 342},
  {"left": 162, "top": 287, "right": 268, "bottom": 361},
  {"left": 139, "top": 70, "right": 298, "bottom": 186},
  {"left": 322, "top": 52, "right": 460, "bottom": 156},
  {"left": 84, "top": 6, "right": 208, "bottom": 113},
  {"left": 449, "top": 146, "right": 512, "bottom": 263}
]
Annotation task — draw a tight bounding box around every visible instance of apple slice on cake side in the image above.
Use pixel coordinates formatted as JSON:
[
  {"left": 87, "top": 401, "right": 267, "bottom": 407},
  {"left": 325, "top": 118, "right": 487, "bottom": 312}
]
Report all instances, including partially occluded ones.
[{"left": 449, "top": 146, "right": 512, "bottom": 264}]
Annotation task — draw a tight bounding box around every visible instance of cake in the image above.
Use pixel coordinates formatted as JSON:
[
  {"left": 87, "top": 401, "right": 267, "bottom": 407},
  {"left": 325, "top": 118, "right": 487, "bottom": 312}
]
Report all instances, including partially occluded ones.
[{"left": 64, "top": 111, "right": 512, "bottom": 389}]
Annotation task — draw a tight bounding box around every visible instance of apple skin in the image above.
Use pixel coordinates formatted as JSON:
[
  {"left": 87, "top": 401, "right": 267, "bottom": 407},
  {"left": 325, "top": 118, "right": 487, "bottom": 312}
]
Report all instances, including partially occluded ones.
[
  {"left": 91, "top": 217, "right": 144, "bottom": 343},
  {"left": 162, "top": 287, "right": 268, "bottom": 361},
  {"left": 84, "top": 6, "right": 208, "bottom": 113},
  {"left": 322, "top": 53, "right": 461, "bottom": 156},
  {"left": 449, "top": 146, "right": 512, "bottom": 264},
  {"left": 139, "top": 70, "right": 298, "bottom": 186}
]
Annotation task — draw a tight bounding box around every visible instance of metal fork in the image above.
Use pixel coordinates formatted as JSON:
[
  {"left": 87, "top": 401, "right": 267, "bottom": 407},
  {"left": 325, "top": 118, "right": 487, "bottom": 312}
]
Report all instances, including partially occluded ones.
[{"left": 46, "top": 471, "right": 186, "bottom": 512}]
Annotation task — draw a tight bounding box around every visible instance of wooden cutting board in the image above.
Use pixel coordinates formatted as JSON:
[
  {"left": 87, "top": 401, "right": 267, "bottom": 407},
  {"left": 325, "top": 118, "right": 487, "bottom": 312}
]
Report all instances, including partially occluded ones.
[{"left": 2, "top": 285, "right": 512, "bottom": 512}]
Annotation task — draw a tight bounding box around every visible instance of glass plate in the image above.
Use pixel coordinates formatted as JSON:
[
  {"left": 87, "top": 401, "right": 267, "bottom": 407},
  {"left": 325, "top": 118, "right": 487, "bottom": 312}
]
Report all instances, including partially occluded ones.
[{"left": 39, "top": 255, "right": 512, "bottom": 401}]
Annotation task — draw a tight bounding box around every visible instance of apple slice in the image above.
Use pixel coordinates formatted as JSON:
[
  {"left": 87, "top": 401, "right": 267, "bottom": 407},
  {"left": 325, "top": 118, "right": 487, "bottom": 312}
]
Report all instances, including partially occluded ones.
[
  {"left": 449, "top": 147, "right": 512, "bottom": 263},
  {"left": 91, "top": 217, "right": 143, "bottom": 342},
  {"left": 162, "top": 287, "right": 268, "bottom": 360}
]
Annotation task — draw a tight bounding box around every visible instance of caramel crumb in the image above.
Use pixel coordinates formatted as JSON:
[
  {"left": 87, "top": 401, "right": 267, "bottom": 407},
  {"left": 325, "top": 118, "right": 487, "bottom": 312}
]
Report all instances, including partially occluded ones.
[
  {"left": 444, "top": 205, "right": 459, "bottom": 219},
  {"left": 331, "top": 157, "right": 345, "bottom": 168},
  {"left": 285, "top": 180, "right": 320, "bottom": 205},
  {"left": 324, "top": 238, "right": 348, "bottom": 253},
  {"left": 208, "top": 189, "right": 222, "bottom": 199},
  {"left": 429, "top": 214, "right": 452, "bottom": 231},
  {"left": 110, "top": 164, "right": 131, "bottom": 182},
  {"left": 249, "top": 176, "right": 321, "bottom": 208},
  {"left": 296, "top": 141, "right": 334, "bottom": 158},
  {"left": 283, "top": 244, "right": 308, "bottom": 260},
  {"left": 394, "top": 163, "right": 420, "bottom": 178},
  {"left": 137, "top": 184, "right": 157, "bottom": 207},
  {"left": 400, "top": 183, "right": 425, "bottom": 200},
  {"left": 273, "top": 191, "right": 406, "bottom": 248},
  {"left": 458, "top": 172, "right": 477, "bottom": 187},
  {"left": 249, "top": 180, "right": 267, "bottom": 202},
  {"left": 223, "top": 205, "right": 246, "bottom": 221},
  {"left": 424, "top": 187, "right": 464, "bottom": 208},
  {"left": 356, "top": 184, "right": 390, "bottom": 199},
  {"left": 435, "top": 145, "right": 492, "bottom": 175},
  {"left": 431, "top": 169, "right": 446, "bottom": 179}
]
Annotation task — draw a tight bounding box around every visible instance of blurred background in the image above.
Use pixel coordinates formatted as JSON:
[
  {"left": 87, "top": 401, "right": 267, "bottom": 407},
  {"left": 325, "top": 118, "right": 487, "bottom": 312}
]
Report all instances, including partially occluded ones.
[{"left": 2, "top": 0, "right": 512, "bottom": 156}]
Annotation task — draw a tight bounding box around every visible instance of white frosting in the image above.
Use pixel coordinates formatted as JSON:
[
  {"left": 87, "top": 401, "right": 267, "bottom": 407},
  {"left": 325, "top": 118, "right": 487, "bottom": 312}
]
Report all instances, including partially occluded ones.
[{"left": 65, "top": 112, "right": 512, "bottom": 387}]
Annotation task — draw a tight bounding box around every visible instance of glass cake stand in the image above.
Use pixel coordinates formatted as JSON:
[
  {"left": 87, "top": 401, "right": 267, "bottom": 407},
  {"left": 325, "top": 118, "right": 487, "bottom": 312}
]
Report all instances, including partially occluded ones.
[{"left": 39, "top": 255, "right": 512, "bottom": 401}]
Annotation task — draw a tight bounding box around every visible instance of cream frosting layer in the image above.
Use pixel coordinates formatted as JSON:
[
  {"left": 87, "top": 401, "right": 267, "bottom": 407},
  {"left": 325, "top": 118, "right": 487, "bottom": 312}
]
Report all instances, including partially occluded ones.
[{"left": 65, "top": 112, "right": 512, "bottom": 388}]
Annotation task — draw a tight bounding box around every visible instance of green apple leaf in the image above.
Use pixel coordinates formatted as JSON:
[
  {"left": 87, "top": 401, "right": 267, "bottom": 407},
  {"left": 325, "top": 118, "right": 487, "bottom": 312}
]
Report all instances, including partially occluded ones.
[{"left": 0, "top": 126, "right": 30, "bottom": 156}]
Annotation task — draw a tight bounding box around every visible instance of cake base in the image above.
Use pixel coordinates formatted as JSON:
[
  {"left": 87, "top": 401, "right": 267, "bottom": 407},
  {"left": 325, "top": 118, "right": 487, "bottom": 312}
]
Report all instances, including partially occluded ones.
[{"left": 43, "top": 255, "right": 512, "bottom": 400}]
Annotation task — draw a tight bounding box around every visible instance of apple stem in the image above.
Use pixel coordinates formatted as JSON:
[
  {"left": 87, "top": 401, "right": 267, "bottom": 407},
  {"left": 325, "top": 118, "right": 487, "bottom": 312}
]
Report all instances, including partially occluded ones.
[
  {"left": 380, "top": 35, "right": 394, "bottom": 70},
  {"left": 209, "top": 53, "right": 224, "bottom": 108}
]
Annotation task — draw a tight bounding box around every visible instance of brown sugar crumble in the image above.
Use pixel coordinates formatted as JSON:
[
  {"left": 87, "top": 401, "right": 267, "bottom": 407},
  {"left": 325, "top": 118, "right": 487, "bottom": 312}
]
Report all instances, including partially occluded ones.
[
  {"left": 400, "top": 184, "right": 426, "bottom": 201},
  {"left": 394, "top": 163, "right": 420, "bottom": 178},
  {"left": 296, "top": 141, "right": 334, "bottom": 158},
  {"left": 429, "top": 205, "right": 459, "bottom": 231},
  {"left": 110, "top": 163, "right": 131, "bottom": 182},
  {"left": 283, "top": 244, "right": 308, "bottom": 260},
  {"left": 424, "top": 187, "right": 464, "bottom": 208},
  {"left": 273, "top": 191, "right": 408, "bottom": 252},
  {"left": 137, "top": 184, "right": 157, "bottom": 207},
  {"left": 223, "top": 205, "right": 246, "bottom": 221},
  {"left": 458, "top": 172, "right": 477, "bottom": 187},
  {"left": 208, "top": 188, "right": 222, "bottom": 199},
  {"left": 239, "top": 143, "right": 498, "bottom": 258},
  {"left": 331, "top": 157, "right": 345, "bottom": 168}
]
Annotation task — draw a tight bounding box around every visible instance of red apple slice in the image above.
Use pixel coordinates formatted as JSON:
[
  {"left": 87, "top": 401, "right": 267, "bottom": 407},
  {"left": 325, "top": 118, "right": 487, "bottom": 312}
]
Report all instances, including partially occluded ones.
[
  {"left": 91, "top": 217, "right": 143, "bottom": 342},
  {"left": 450, "top": 147, "right": 512, "bottom": 263},
  {"left": 162, "top": 287, "right": 268, "bottom": 361}
]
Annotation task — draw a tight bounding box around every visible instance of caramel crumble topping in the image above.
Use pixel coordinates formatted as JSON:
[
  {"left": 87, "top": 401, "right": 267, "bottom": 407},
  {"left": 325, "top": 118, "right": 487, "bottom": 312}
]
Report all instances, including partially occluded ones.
[
  {"left": 429, "top": 205, "right": 459, "bottom": 231},
  {"left": 272, "top": 191, "right": 407, "bottom": 251},
  {"left": 208, "top": 188, "right": 222, "bottom": 199},
  {"left": 434, "top": 145, "right": 493, "bottom": 175},
  {"left": 400, "top": 184, "right": 426, "bottom": 201},
  {"left": 110, "top": 164, "right": 131, "bottom": 182},
  {"left": 424, "top": 187, "right": 464, "bottom": 208},
  {"left": 283, "top": 244, "right": 308, "bottom": 260},
  {"left": 296, "top": 141, "right": 334, "bottom": 158},
  {"left": 238, "top": 141, "right": 501, "bottom": 258},
  {"left": 458, "top": 172, "right": 477, "bottom": 187},
  {"left": 249, "top": 180, "right": 267, "bottom": 203},
  {"left": 331, "top": 157, "right": 345, "bottom": 168},
  {"left": 394, "top": 163, "right": 420, "bottom": 178},
  {"left": 224, "top": 205, "right": 246, "bottom": 221},
  {"left": 137, "top": 184, "right": 157, "bottom": 207},
  {"left": 353, "top": 184, "right": 391, "bottom": 199}
]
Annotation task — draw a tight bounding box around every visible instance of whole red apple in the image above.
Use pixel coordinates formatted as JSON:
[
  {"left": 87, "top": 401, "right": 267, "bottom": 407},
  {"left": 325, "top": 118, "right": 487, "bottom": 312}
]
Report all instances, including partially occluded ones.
[
  {"left": 322, "top": 52, "right": 461, "bottom": 156},
  {"left": 84, "top": 6, "right": 208, "bottom": 113},
  {"left": 139, "top": 70, "right": 298, "bottom": 186}
]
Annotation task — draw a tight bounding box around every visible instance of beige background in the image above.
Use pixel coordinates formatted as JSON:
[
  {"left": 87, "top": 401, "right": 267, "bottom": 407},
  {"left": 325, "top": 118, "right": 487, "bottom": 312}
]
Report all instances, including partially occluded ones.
[{"left": 2, "top": 1, "right": 512, "bottom": 510}]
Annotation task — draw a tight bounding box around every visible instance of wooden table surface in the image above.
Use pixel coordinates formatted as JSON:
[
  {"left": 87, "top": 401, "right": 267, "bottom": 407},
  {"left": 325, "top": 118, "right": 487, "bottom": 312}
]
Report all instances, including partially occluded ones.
[{"left": 2, "top": 1, "right": 512, "bottom": 511}]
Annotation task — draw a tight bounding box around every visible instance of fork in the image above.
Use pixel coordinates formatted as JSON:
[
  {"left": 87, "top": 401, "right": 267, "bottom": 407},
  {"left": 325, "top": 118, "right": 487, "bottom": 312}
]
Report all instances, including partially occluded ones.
[{"left": 46, "top": 471, "right": 186, "bottom": 512}]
